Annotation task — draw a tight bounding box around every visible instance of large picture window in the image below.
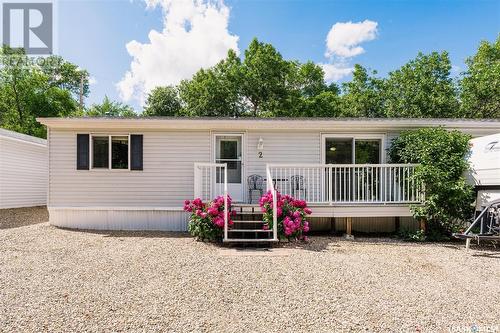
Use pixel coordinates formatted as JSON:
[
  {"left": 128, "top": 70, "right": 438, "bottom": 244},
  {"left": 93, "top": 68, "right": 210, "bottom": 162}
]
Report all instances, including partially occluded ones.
[
  {"left": 91, "top": 135, "right": 129, "bottom": 170},
  {"left": 324, "top": 135, "right": 383, "bottom": 164}
]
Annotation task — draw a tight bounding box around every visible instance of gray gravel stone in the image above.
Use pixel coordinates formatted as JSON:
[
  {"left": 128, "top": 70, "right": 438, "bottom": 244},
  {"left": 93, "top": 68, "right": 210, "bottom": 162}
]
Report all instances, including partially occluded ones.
[{"left": 0, "top": 210, "right": 498, "bottom": 332}]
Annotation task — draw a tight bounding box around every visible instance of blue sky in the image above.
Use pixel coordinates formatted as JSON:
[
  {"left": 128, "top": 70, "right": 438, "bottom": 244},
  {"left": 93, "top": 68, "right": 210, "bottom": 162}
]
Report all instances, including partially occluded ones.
[{"left": 57, "top": 0, "right": 499, "bottom": 111}]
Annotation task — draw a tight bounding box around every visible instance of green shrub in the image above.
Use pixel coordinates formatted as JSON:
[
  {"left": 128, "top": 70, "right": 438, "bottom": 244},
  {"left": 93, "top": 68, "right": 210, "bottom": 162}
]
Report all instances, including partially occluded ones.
[
  {"left": 389, "top": 127, "right": 475, "bottom": 239},
  {"left": 399, "top": 229, "right": 426, "bottom": 242}
]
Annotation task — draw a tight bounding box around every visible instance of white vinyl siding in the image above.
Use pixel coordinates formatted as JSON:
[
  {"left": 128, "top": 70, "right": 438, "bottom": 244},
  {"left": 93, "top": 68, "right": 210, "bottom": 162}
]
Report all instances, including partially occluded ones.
[
  {"left": 49, "top": 129, "right": 210, "bottom": 207},
  {"left": 0, "top": 135, "right": 47, "bottom": 209},
  {"left": 246, "top": 131, "right": 321, "bottom": 178}
]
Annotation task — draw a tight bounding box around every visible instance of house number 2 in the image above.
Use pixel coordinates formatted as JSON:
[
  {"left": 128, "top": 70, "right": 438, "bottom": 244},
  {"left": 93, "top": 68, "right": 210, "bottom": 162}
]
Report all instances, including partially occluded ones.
[{"left": 258, "top": 152, "right": 263, "bottom": 159}]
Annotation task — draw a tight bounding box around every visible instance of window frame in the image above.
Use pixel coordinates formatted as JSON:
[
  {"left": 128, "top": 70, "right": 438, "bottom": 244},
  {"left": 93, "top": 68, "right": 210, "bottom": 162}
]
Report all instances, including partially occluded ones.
[
  {"left": 89, "top": 133, "right": 131, "bottom": 171},
  {"left": 321, "top": 133, "right": 386, "bottom": 165}
]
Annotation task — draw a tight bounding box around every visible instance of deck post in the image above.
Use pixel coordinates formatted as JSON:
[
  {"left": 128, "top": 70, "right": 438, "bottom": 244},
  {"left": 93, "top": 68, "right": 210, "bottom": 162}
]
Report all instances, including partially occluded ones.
[{"left": 345, "top": 217, "right": 354, "bottom": 240}]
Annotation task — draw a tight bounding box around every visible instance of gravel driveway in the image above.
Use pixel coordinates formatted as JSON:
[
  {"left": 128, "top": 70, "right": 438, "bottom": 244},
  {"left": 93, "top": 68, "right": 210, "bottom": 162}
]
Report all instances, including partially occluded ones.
[{"left": 0, "top": 211, "right": 499, "bottom": 332}]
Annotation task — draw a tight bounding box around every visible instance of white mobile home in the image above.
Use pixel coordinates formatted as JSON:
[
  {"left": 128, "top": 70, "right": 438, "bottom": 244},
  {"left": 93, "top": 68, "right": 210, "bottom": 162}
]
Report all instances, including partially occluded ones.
[
  {"left": 37, "top": 117, "right": 500, "bottom": 239},
  {"left": 0, "top": 128, "right": 47, "bottom": 209}
]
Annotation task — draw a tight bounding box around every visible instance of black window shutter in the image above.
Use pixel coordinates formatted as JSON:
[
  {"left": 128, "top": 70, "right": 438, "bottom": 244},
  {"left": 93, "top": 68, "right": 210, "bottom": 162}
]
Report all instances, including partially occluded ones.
[
  {"left": 130, "top": 134, "right": 143, "bottom": 171},
  {"left": 77, "top": 134, "right": 90, "bottom": 170}
]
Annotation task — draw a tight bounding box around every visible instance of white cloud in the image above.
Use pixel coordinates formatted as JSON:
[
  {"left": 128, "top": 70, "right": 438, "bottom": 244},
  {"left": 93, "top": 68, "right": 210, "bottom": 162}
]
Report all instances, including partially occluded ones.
[
  {"left": 117, "top": 0, "right": 239, "bottom": 104},
  {"left": 320, "top": 63, "right": 354, "bottom": 82},
  {"left": 88, "top": 76, "right": 98, "bottom": 85},
  {"left": 320, "top": 20, "right": 378, "bottom": 82},
  {"left": 325, "top": 20, "right": 378, "bottom": 58}
]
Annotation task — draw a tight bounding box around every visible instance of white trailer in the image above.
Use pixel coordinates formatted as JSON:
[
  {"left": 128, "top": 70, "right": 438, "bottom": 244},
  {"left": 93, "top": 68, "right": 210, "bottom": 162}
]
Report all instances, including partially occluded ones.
[{"left": 466, "top": 133, "right": 500, "bottom": 210}]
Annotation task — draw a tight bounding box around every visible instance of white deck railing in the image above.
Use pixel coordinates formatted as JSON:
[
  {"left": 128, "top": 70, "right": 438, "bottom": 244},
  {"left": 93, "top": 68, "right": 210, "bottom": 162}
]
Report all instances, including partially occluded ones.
[
  {"left": 266, "top": 165, "right": 279, "bottom": 241},
  {"left": 194, "top": 163, "right": 228, "bottom": 240},
  {"left": 266, "top": 164, "right": 424, "bottom": 205}
]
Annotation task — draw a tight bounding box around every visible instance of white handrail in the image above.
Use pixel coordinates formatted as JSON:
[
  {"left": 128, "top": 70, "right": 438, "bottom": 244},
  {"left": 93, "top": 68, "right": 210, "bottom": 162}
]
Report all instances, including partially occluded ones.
[
  {"left": 223, "top": 163, "right": 228, "bottom": 241},
  {"left": 268, "top": 163, "right": 420, "bottom": 168},
  {"left": 266, "top": 164, "right": 278, "bottom": 241}
]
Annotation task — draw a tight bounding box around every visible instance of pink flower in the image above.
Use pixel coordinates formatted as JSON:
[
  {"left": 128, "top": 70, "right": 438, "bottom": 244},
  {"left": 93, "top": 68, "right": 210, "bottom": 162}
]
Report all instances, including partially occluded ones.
[
  {"left": 293, "top": 200, "right": 307, "bottom": 208},
  {"left": 192, "top": 198, "right": 203, "bottom": 208},
  {"left": 183, "top": 205, "right": 192, "bottom": 212},
  {"left": 262, "top": 224, "right": 269, "bottom": 230},
  {"left": 213, "top": 217, "right": 224, "bottom": 228},
  {"left": 284, "top": 217, "right": 296, "bottom": 230},
  {"left": 292, "top": 211, "right": 301, "bottom": 219},
  {"left": 184, "top": 200, "right": 190, "bottom": 205},
  {"left": 231, "top": 210, "right": 237, "bottom": 217},
  {"left": 304, "top": 208, "right": 312, "bottom": 215},
  {"left": 207, "top": 207, "right": 219, "bottom": 216},
  {"left": 200, "top": 212, "right": 208, "bottom": 219},
  {"left": 277, "top": 207, "right": 283, "bottom": 217}
]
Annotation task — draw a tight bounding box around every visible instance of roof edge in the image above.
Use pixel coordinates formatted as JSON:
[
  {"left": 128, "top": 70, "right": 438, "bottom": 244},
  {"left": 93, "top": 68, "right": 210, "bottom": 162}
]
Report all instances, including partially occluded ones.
[{"left": 0, "top": 128, "right": 47, "bottom": 146}]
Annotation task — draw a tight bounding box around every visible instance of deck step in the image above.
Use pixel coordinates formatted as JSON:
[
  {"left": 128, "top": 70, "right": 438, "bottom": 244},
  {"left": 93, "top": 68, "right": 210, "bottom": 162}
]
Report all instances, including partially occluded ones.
[
  {"left": 223, "top": 238, "right": 278, "bottom": 243},
  {"left": 229, "top": 229, "right": 272, "bottom": 233}
]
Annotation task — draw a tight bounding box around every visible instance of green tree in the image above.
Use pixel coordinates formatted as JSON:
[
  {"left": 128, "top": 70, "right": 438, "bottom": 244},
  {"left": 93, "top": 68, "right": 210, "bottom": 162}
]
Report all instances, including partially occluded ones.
[
  {"left": 240, "top": 38, "right": 290, "bottom": 116},
  {"left": 383, "top": 52, "right": 459, "bottom": 118},
  {"left": 459, "top": 35, "right": 500, "bottom": 118},
  {"left": 85, "top": 96, "right": 136, "bottom": 117},
  {"left": 143, "top": 86, "right": 182, "bottom": 117},
  {"left": 389, "top": 128, "right": 474, "bottom": 239},
  {"left": 297, "top": 91, "right": 342, "bottom": 117},
  {"left": 179, "top": 49, "right": 242, "bottom": 117},
  {"left": 284, "top": 61, "right": 341, "bottom": 117},
  {"left": 0, "top": 46, "right": 86, "bottom": 138},
  {"left": 340, "top": 64, "right": 385, "bottom": 117}
]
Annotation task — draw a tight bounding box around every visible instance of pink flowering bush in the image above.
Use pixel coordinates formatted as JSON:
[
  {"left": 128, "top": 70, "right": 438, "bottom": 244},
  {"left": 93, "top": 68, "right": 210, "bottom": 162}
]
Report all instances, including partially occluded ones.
[
  {"left": 259, "top": 191, "right": 312, "bottom": 241},
  {"left": 184, "top": 196, "right": 236, "bottom": 241}
]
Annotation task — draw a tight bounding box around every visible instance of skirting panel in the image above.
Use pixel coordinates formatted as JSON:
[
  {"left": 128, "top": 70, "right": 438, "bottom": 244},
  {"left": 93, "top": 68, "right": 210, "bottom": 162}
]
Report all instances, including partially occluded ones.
[{"left": 49, "top": 208, "right": 189, "bottom": 231}]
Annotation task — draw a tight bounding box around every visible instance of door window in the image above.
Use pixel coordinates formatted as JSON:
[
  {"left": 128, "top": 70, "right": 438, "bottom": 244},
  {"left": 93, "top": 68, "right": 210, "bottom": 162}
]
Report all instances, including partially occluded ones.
[
  {"left": 325, "top": 138, "right": 353, "bottom": 164},
  {"left": 216, "top": 138, "right": 242, "bottom": 183},
  {"left": 355, "top": 140, "right": 380, "bottom": 164}
]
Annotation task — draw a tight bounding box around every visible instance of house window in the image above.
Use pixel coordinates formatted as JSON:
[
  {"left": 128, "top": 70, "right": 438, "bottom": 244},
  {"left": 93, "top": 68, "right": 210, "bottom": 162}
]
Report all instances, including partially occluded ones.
[
  {"left": 91, "top": 135, "right": 129, "bottom": 170},
  {"left": 324, "top": 136, "right": 382, "bottom": 164},
  {"left": 112, "top": 136, "right": 129, "bottom": 169},
  {"left": 92, "top": 136, "right": 109, "bottom": 168}
]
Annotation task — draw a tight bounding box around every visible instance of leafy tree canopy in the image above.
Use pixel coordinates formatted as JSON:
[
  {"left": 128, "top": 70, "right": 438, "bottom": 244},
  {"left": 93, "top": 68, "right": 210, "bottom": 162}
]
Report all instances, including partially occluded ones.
[
  {"left": 83, "top": 96, "right": 137, "bottom": 117},
  {"left": 340, "top": 64, "right": 384, "bottom": 117},
  {"left": 459, "top": 35, "right": 500, "bottom": 118},
  {"left": 383, "top": 51, "right": 459, "bottom": 118},
  {"left": 143, "top": 86, "right": 182, "bottom": 117},
  {"left": 0, "top": 46, "right": 88, "bottom": 138}
]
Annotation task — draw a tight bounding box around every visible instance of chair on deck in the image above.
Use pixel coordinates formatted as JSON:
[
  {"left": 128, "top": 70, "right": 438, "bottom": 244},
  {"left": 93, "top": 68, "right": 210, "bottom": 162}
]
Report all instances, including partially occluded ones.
[
  {"left": 290, "top": 175, "right": 307, "bottom": 199},
  {"left": 247, "top": 174, "right": 264, "bottom": 204}
]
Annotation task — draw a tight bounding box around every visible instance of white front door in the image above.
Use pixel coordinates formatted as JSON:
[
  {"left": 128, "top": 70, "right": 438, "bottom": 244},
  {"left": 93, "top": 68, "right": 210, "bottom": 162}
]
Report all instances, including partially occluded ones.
[{"left": 215, "top": 135, "right": 244, "bottom": 202}]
